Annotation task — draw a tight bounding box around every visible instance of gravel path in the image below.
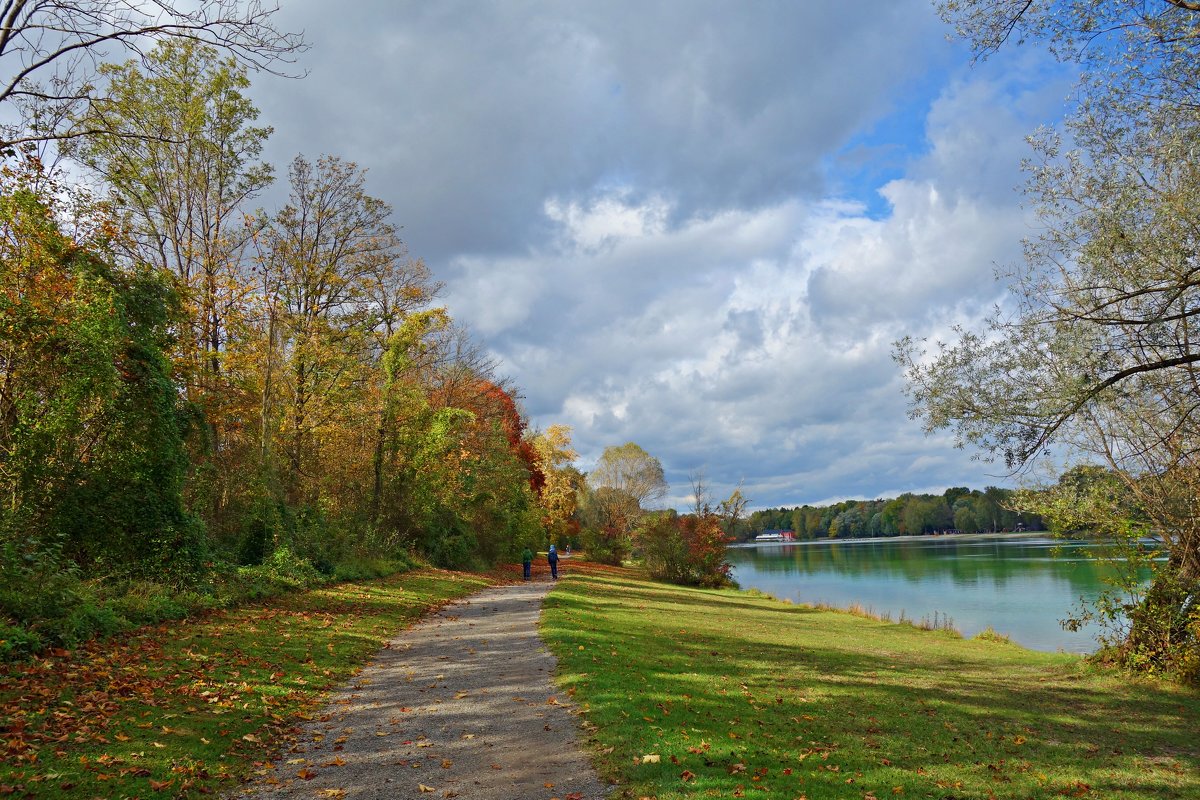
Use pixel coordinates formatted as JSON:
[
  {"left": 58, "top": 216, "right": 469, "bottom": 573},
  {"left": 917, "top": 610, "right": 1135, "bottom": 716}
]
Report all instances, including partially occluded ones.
[{"left": 235, "top": 578, "right": 611, "bottom": 800}]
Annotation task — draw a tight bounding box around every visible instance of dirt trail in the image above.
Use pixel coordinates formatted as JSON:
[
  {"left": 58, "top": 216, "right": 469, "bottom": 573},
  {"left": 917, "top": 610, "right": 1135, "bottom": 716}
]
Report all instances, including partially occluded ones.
[{"left": 235, "top": 578, "right": 611, "bottom": 800}]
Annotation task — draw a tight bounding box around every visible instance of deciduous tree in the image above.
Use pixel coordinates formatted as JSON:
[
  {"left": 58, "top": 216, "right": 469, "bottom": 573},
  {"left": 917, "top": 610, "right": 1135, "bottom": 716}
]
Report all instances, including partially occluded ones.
[{"left": 900, "top": 0, "right": 1200, "bottom": 677}]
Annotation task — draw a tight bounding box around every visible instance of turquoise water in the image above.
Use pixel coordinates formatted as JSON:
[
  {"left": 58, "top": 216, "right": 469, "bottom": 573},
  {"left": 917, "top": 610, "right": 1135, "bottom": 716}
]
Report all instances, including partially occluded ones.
[{"left": 726, "top": 535, "right": 1153, "bottom": 653}]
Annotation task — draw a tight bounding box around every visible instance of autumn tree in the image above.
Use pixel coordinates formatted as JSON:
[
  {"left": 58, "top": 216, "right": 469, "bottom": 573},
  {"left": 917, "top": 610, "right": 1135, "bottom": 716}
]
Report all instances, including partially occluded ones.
[
  {"left": 69, "top": 40, "right": 273, "bottom": 393},
  {"left": 590, "top": 441, "right": 667, "bottom": 508},
  {"left": 582, "top": 442, "right": 668, "bottom": 564},
  {"left": 531, "top": 424, "right": 581, "bottom": 546},
  {"left": 898, "top": 0, "right": 1200, "bottom": 677},
  {"left": 256, "top": 154, "right": 403, "bottom": 509},
  {"left": 638, "top": 471, "right": 735, "bottom": 587}
]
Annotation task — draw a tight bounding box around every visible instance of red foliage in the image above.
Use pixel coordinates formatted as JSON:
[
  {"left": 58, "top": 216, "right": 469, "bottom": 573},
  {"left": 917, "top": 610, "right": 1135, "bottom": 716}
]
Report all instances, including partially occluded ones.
[{"left": 469, "top": 380, "right": 546, "bottom": 495}]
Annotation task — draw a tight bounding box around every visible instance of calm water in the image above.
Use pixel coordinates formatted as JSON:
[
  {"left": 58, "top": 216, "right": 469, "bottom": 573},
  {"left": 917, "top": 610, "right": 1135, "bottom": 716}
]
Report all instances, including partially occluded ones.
[{"left": 726, "top": 535, "right": 1153, "bottom": 653}]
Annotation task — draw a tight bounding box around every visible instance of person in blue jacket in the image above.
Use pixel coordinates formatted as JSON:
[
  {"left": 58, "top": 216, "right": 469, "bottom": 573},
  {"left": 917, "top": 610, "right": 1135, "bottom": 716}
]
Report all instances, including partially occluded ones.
[{"left": 548, "top": 544, "right": 559, "bottom": 580}]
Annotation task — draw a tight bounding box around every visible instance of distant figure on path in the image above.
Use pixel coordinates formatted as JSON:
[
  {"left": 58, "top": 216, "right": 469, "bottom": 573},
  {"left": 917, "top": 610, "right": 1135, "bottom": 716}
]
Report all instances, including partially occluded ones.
[
  {"left": 521, "top": 546, "right": 533, "bottom": 580},
  {"left": 548, "top": 544, "right": 559, "bottom": 580}
]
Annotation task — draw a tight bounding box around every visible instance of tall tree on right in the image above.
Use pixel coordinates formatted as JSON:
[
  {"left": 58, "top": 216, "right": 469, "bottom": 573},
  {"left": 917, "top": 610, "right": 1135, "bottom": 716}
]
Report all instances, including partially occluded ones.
[{"left": 898, "top": 0, "right": 1200, "bottom": 677}]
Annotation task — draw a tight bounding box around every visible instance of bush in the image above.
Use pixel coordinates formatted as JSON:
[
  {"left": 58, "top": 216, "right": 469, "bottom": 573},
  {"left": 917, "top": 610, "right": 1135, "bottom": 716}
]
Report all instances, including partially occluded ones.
[
  {"left": 0, "top": 621, "right": 43, "bottom": 660},
  {"left": 424, "top": 512, "right": 479, "bottom": 569},
  {"left": 638, "top": 511, "right": 733, "bottom": 587},
  {"left": 0, "top": 542, "right": 418, "bottom": 662},
  {"left": 579, "top": 525, "right": 629, "bottom": 566},
  {"left": 332, "top": 554, "right": 416, "bottom": 581}
]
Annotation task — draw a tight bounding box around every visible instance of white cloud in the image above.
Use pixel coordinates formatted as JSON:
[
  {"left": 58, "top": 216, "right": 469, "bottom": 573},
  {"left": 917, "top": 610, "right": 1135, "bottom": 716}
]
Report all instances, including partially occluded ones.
[
  {"left": 245, "top": 2, "right": 1072, "bottom": 508},
  {"left": 448, "top": 63, "right": 1065, "bottom": 507}
]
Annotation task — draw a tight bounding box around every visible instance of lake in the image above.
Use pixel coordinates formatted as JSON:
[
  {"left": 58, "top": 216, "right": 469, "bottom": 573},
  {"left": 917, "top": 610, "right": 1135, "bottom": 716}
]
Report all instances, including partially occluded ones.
[{"left": 725, "top": 534, "right": 1153, "bottom": 653}]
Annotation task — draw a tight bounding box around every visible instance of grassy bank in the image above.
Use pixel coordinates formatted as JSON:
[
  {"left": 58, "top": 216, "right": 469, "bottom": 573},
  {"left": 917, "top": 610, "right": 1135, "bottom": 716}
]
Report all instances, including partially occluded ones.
[
  {"left": 0, "top": 568, "right": 492, "bottom": 799},
  {"left": 543, "top": 562, "right": 1200, "bottom": 800}
]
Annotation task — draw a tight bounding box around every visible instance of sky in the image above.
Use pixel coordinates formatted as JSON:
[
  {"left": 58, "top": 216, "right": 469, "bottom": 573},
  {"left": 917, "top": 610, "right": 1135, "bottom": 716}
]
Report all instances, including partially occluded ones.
[{"left": 245, "top": 0, "right": 1074, "bottom": 511}]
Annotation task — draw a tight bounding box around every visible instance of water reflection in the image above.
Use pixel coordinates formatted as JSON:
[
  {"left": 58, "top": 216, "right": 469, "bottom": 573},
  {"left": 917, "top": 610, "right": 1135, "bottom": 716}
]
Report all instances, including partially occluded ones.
[{"left": 726, "top": 536, "right": 1154, "bottom": 654}]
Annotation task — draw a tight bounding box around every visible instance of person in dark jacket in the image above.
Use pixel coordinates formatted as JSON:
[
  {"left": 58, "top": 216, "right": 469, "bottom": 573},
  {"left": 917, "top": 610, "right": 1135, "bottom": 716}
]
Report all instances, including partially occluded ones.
[
  {"left": 548, "top": 544, "right": 559, "bottom": 580},
  {"left": 521, "top": 547, "right": 533, "bottom": 580}
]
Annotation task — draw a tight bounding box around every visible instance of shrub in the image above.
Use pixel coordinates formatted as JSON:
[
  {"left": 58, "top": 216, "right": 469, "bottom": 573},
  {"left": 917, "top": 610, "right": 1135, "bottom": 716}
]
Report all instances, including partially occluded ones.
[
  {"left": 0, "top": 621, "right": 43, "bottom": 660},
  {"left": 974, "top": 626, "right": 1013, "bottom": 644},
  {"left": 638, "top": 511, "right": 732, "bottom": 587}
]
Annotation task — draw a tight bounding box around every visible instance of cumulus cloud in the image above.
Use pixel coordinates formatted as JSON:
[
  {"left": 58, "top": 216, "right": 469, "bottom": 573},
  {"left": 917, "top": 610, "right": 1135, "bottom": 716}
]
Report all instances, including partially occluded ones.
[
  {"left": 444, "top": 69, "right": 1068, "bottom": 507},
  {"left": 245, "top": 1, "right": 1072, "bottom": 508}
]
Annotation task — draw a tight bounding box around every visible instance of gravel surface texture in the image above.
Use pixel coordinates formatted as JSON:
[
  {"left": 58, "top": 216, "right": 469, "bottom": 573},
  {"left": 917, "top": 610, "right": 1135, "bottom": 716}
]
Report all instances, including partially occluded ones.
[{"left": 234, "top": 577, "right": 611, "bottom": 800}]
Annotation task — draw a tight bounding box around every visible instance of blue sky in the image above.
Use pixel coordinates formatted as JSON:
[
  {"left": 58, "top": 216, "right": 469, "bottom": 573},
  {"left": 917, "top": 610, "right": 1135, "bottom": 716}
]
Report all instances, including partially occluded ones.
[{"left": 247, "top": 1, "right": 1074, "bottom": 510}]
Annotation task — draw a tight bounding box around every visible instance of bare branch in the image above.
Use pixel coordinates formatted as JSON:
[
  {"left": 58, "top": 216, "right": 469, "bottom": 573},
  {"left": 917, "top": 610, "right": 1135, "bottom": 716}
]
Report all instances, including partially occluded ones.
[{"left": 0, "top": 0, "right": 305, "bottom": 147}]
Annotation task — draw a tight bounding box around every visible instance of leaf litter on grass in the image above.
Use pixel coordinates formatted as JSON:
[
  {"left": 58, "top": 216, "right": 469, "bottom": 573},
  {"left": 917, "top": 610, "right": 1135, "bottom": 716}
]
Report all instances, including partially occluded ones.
[{"left": 0, "top": 569, "right": 490, "bottom": 799}]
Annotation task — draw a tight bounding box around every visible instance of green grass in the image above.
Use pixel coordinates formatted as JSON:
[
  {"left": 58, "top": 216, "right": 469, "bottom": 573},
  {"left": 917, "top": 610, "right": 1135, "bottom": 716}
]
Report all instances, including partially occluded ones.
[
  {"left": 0, "top": 568, "right": 492, "bottom": 799},
  {"left": 543, "top": 562, "right": 1200, "bottom": 800}
]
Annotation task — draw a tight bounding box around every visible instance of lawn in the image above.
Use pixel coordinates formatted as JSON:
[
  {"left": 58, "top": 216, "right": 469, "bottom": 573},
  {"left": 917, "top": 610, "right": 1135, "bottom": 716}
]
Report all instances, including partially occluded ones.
[
  {"left": 0, "top": 568, "right": 492, "bottom": 799},
  {"left": 542, "top": 562, "right": 1200, "bottom": 800}
]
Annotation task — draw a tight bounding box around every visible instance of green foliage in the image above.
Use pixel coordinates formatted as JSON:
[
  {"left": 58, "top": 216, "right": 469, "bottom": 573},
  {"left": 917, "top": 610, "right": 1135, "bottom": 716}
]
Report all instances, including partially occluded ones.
[
  {"left": 1019, "top": 469, "right": 1200, "bottom": 683},
  {"left": 422, "top": 509, "right": 479, "bottom": 570},
  {"left": 0, "top": 621, "right": 41, "bottom": 661},
  {"left": 0, "top": 176, "right": 206, "bottom": 584},
  {"left": 744, "top": 486, "right": 1040, "bottom": 541},
  {"left": 638, "top": 510, "right": 733, "bottom": 587},
  {"left": 578, "top": 523, "right": 629, "bottom": 566}
]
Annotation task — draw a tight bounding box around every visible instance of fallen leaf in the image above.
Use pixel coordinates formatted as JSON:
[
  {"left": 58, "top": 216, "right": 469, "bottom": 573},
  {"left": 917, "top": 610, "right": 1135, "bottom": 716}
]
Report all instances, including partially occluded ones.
[
  {"left": 297, "top": 768, "right": 318, "bottom": 780},
  {"left": 419, "top": 784, "right": 436, "bottom": 793},
  {"left": 641, "top": 755, "right": 661, "bottom": 764}
]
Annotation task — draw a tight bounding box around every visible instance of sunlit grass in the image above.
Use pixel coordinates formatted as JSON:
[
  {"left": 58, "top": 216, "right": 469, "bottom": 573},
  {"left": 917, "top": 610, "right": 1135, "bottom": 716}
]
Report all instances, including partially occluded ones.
[{"left": 543, "top": 561, "right": 1200, "bottom": 800}]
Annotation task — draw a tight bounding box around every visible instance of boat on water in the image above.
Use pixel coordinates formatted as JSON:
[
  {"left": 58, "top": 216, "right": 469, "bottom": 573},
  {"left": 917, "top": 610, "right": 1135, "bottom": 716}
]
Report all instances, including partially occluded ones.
[{"left": 754, "top": 532, "right": 786, "bottom": 543}]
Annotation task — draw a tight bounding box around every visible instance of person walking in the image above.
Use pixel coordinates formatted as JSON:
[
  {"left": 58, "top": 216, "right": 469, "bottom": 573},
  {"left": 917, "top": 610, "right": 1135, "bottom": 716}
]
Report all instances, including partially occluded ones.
[
  {"left": 521, "top": 546, "right": 533, "bottom": 580},
  {"left": 548, "top": 544, "right": 559, "bottom": 580}
]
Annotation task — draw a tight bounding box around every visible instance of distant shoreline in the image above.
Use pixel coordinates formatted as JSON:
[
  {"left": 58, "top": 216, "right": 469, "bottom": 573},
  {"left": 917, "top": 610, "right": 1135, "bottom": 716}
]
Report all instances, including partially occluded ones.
[{"left": 728, "top": 530, "right": 1052, "bottom": 548}]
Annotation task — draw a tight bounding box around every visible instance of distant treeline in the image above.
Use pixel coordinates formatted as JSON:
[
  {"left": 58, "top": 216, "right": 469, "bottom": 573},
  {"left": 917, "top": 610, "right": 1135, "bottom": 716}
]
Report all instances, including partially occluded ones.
[{"left": 741, "top": 487, "right": 1044, "bottom": 541}]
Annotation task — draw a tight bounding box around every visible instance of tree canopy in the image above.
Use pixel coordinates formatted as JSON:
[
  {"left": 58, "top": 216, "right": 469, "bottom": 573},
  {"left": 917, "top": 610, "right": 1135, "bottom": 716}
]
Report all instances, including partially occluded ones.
[{"left": 899, "top": 0, "right": 1200, "bottom": 678}]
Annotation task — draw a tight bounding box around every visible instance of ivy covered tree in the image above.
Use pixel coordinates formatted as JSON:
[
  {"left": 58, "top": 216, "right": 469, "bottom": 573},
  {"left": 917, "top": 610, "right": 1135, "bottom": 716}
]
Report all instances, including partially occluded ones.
[{"left": 0, "top": 163, "right": 202, "bottom": 587}]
